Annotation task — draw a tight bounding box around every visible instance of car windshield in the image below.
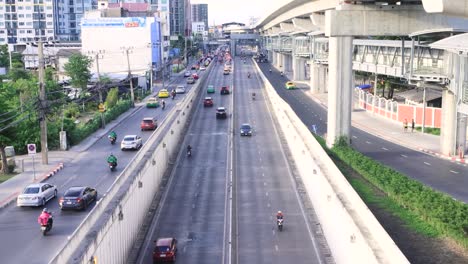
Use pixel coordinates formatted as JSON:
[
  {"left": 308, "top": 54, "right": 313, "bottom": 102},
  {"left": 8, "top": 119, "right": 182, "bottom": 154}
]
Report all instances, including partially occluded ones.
[
  {"left": 64, "top": 189, "right": 82, "bottom": 197},
  {"left": 124, "top": 137, "right": 135, "bottom": 141},
  {"left": 24, "top": 187, "right": 40, "bottom": 194},
  {"left": 143, "top": 120, "right": 153, "bottom": 124},
  {"left": 156, "top": 246, "right": 170, "bottom": 252},
  {"left": 241, "top": 125, "right": 251, "bottom": 130}
]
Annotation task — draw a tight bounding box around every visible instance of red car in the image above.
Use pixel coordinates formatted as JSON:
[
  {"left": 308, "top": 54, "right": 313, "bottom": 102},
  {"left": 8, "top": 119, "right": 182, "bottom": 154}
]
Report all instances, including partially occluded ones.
[
  {"left": 204, "top": 97, "right": 213, "bottom": 107},
  {"left": 220, "top": 86, "right": 230, "bottom": 95},
  {"left": 153, "top": 238, "right": 177, "bottom": 263},
  {"left": 140, "top": 117, "right": 157, "bottom": 131},
  {"left": 192, "top": 73, "right": 199, "bottom": 80}
]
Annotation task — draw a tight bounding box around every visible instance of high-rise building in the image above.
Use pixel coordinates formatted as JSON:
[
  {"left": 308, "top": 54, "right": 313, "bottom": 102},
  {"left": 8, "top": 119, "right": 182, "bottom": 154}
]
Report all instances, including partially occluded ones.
[
  {"left": 0, "top": 0, "right": 55, "bottom": 44},
  {"left": 169, "top": 0, "right": 190, "bottom": 37},
  {"left": 53, "top": 0, "right": 96, "bottom": 41},
  {"left": 191, "top": 3, "right": 207, "bottom": 30}
]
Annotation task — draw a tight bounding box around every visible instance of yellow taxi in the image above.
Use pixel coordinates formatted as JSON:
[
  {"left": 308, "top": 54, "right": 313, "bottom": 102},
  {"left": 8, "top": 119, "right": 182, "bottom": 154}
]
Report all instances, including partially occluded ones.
[
  {"left": 158, "top": 89, "right": 170, "bottom": 98},
  {"left": 285, "top": 81, "right": 296, "bottom": 90}
]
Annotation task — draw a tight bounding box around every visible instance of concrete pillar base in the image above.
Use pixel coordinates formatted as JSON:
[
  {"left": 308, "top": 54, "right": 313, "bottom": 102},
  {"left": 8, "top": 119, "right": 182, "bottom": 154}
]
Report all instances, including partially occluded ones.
[{"left": 440, "top": 90, "right": 457, "bottom": 156}]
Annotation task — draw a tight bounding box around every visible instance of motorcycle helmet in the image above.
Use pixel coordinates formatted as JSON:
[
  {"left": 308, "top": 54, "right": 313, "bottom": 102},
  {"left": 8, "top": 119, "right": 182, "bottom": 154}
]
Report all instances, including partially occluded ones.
[
  {"left": 277, "top": 211, "right": 282, "bottom": 214},
  {"left": 43, "top": 208, "right": 48, "bottom": 213}
]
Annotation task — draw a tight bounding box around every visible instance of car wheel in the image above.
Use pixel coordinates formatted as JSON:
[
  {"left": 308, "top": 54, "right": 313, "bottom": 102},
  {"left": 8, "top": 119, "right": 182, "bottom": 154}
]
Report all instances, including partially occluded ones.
[
  {"left": 41, "top": 198, "right": 46, "bottom": 207},
  {"left": 83, "top": 200, "right": 88, "bottom": 211},
  {"left": 53, "top": 190, "right": 57, "bottom": 198}
]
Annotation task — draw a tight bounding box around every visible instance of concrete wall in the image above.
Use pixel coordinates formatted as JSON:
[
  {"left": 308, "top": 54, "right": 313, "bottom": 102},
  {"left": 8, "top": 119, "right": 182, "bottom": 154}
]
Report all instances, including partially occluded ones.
[
  {"left": 254, "top": 62, "right": 409, "bottom": 264},
  {"left": 50, "top": 63, "right": 213, "bottom": 264}
]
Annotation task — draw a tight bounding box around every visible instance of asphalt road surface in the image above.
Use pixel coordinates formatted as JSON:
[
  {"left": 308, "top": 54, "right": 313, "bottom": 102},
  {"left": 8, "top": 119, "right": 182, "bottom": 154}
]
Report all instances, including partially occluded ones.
[
  {"left": 137, "top": 57, "right": 328, "bottom": 264},
  {"left": 0, "top": 71, "right": 203, "bottom": 264},
  {"left": 257, "top": 62, "right": 468, "bottom": 203}
]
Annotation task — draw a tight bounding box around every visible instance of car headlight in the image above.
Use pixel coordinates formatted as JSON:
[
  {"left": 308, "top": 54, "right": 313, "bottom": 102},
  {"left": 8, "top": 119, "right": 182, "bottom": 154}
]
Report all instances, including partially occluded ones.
[{"left": 32, "top": 196, "right": 38, "bottom": 200}]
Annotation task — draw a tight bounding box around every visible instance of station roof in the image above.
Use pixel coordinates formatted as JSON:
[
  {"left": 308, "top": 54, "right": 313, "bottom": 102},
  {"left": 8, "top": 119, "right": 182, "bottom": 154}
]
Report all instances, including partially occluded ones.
[{"left": 429, "top": 33, "right": 468, "bottom": 53}]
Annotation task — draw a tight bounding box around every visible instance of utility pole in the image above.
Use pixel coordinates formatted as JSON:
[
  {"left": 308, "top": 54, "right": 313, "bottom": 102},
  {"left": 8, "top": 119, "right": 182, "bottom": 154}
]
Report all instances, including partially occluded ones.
[
  {"left": 122, "top": 47, "right": 135, "bottom": 106},
  {"left": 93, "top": 51, "right": 105, "bottom": 128},
  {"left": 38, "top": 40, "right": 48, "bottom": 165}
]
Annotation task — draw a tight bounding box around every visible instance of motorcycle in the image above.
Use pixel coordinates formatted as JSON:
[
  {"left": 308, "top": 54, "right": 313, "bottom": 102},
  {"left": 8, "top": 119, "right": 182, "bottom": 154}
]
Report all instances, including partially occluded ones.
[
  {"left": 187, "top": 149, "right": 192, "bottom": 157},
  {"left": 108, "top": 135, "right": 116, "bottom": 145},
  {"left": 40, "top": 215, "right": 53, "bottom": 236},
  {"left": 252, "top": 93, "right": 256, "bottom": 101},
  {"left": 277, "top": 218, "right": 284, "bottom": 232},
  {"left": 108, "top": 162, "right": 117, "bottom": 171},
  {"left": 248, "top": 73, "right": 251, "bottom": 78}
]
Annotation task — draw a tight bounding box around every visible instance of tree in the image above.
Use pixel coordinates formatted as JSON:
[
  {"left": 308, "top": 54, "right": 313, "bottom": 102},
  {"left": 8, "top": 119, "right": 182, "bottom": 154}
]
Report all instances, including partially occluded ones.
[
  {"left": 105, "top": 87, "right": 119, "bottom": 109},
  {"left": 0, "top": 83, "right": 19, "bottom": 173},
  {"left": 64, "top": 54, "right": 92, "bottom": 91}
]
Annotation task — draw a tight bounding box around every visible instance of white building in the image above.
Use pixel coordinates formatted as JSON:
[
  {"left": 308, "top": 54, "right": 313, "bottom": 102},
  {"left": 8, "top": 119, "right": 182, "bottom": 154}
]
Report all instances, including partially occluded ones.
[
  {"left": 192, "top": 21, "right": 205, "bottom": 35},
  {"left": 0, "top": 0, "right": 55, "bottom": 44}
]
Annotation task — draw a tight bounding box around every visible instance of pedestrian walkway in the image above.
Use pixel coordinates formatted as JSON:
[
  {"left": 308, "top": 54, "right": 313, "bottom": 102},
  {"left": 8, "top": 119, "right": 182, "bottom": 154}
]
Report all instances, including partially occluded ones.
[
  {"left": 297, "top": 85, "right": 466, "bottom": 164},
  {"left": 0, "top": 70, "right": 186, "bottom": 209}
]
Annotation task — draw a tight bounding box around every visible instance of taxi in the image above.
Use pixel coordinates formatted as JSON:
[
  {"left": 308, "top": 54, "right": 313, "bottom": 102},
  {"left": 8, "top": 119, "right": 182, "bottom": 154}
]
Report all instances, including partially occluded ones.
[
  {"left": 158, "top": 89, "right": 170, "bottom": 98},
  {"left": 207, "top": 85, "right": 215, "bottom": 93},
  {"left": 146, "top": 97, "right": 160, "bottom": 108},
  {"left": 285, "top": 81, "right": 296, "bottom": 90}
]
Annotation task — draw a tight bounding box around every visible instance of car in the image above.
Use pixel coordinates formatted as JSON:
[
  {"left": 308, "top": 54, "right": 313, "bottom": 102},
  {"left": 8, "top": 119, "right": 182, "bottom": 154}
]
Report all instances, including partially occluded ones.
[
  {"left": 240, "top": 123, "right": 253, "bottom": 136},
  {"left": 187, "top": 77, "right": 195, "bottom": 84},
  {"left": 141, "top": 117, "right": 157, "bottom": 131},
  {"left": 216, "top": 107, "right": 227, "bottom": 119},
  {"left": 121, "top": 135, "right": 143, "bottom": 150},
  {"left": 204, "top": 97, "right": 213, "bottom": 107},
  {"left": 153, "top": 237, "right": 177, "bottom": 263},
  {"left": 146, "top": 97, "right": 160, "bottom": 108},
  {"left": 192, "top": 73, "right": 199, "bottom": 80},
  {"left": 184, "top": 71, "right": 191, "bottom": 77},
  {"left": 207, "top": 85, "right": 215, "bottom": 93},
  {"left": 191, "top": 64, "right": 199, "bottom": 70},
  {"left": 220, "top": 86, "right": 230, "bottom": 95},
  {"left": 199, "top": 65, "right": 206, "bottom": 71},
  {"left": 158, "top": 89, "right": 170, "bottom": 98},
  {"left": 17, "top": 183, "right": 57, "bottom": 207},
  {"left": 223, "top": 69, "right": 230, "bottom": 75},
  {"left": 285, "top": 81, "right": 296, "bottom": 90},
  {"left": 175, "top": 85, "right": 186, "bottom": 94},
  {"left": 58, "top": 186, "right": 98, "bottom": 211}
]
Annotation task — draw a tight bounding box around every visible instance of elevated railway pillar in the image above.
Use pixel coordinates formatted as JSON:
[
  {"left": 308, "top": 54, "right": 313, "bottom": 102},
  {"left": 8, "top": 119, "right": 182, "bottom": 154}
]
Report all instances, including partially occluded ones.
[{"left": 293, "top": 57, "right": 307, "bottom": 81}]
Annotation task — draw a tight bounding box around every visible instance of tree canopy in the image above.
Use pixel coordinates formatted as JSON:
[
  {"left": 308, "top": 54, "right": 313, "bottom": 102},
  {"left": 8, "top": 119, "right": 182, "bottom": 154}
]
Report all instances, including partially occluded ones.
[{"left": 64, "top": 54, "right": 93, "bottom": 90}]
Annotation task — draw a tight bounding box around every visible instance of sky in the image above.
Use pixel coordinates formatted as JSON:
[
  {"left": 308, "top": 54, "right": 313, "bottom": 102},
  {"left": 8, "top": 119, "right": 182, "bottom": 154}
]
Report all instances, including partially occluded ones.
[{"left": 191, "top": 0, "right": 290, "bottom": 26}]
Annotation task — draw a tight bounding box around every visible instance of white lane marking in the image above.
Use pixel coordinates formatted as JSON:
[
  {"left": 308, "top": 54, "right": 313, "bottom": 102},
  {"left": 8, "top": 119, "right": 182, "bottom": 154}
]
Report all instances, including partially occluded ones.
[
  {"left": 401, "top": 154, "right": 408, "bottom": 158},
  {"left": 450, "top": 170, "right": 459, "bottom": 174},
  {"left": 382, "top": 147, "right": 389, "bottom": 151},
  {"left": 266, "top": 192, "right": 269, "bottom": 196},
  {"left": 275, "top": 245, "right": 279, "bottom": 251},
  {"left": 264, "top": 182, "right": 267, "bottom": 186},
  {"left": 365, "top": 141, "right": 371, "bottom": 144},
  {"left": 352, "top": 136, "right": 357, "bottom": 139},
  {"left": 424, "top": 162, "right": 431, "bottom": 166},
  {"left": 262, "top": 173, "right": 265, "bottom": 177},
  {"left": 267, "top": 203, "right": 271, "bottom": 208}
]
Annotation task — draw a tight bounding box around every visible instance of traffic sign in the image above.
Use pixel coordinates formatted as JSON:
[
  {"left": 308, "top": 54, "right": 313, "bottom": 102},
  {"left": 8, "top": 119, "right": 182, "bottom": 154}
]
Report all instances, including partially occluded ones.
[
  {"left": 27, "top": 144, "right": 36, "bottom": 155},
  {"left": 98, "top": 103, "right": 106, "bottom": 113}
]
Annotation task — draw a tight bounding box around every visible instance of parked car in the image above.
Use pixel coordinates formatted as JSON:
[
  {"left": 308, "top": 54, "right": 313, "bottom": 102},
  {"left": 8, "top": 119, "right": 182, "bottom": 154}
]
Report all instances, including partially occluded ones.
[
  {"left": 121, "top": 135, "right": 143, "bottom": 150},
  {"left": 146, "top": 97, "right": 160, "bottom": 108},
  {"left": 153, "top": 237, "right": 177, "bottom": 263},
  {"left": 184, "top": 71, "right": 191, "bottom": 77},
  {"left": 204, "top": 97, "right": 214, "bottom": 107},
  {"left": 192, "top": 73, "right": 199, "bottom": 80},
  {"left": 158, "top": 89, "right": 170, "bottom": 98},
  {"left": 175, "top": 85, "right": 186, "bottom": 94},
  {"left": 223, "top": 68, "right": 230, "bottom": 75},
  {"left": 187, "top": 77, "right": 195, "bottom": 84},
  {"left": 220, "top": 86, "right": 230, "bottom": 95},
  {"left": 216, "top": 107, "right": 227, "bottom": 119},
  {"left": 207, "top": 85, "right": 215, "bottom": 93},
  {"left": 285, "top": 81, "right": 296, "bottom": 90},
  {"left": 240, "top": 123, "right": 253, "bottom": 136},
  {"left": 58, "top": 186, "right": 98, "bottom": 211},
  {"left": 17, "top": 183, "right": 57, "bottom": 207},
  {"left": 141, "top": 117, "right": 157, "bottom": 131}
]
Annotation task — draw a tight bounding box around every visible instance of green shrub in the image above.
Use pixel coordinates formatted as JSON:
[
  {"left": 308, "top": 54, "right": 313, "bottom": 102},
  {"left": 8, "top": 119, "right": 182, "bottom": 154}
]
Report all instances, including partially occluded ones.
[
  {"left": 64, "top": 103, "right": 80, "bottom": 119},
  {"left": 105, "top": 87, "right": 119, "bottom": 109},
  {"left": 330, "top": 141, "right": 468, "bottom": 248}
]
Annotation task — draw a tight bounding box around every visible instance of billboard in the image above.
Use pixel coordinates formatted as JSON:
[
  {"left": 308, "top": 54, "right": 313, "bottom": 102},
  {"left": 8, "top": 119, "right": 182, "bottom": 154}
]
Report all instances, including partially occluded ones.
[{"left": 81, "top": 17, "right": 147, "bottom": 28}]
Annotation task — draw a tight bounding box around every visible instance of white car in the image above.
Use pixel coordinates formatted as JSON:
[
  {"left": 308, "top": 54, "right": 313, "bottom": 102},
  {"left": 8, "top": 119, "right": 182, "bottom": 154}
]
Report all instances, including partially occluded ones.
[
  {"left": 17, "top": 183, "right": 57, "bottom": 207},
  {"left": 199, "top": 66, "right": 206, "bottom": 71},
  {"left": 184, "top": 71, "right": 191, "bottom": 77},
  {"left": 121, "top": 135, "right": 143, "bottom": 150},
  {"left": 175, "top": 85, "right": 186, "bottom": 94}
]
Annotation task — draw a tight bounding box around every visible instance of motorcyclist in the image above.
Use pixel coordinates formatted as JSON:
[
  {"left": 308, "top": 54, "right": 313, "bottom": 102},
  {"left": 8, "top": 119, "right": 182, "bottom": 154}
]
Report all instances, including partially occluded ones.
[
  {"left": 108, "top": 131, "right": 117, "bottom": 140},
  {"left": 280, "top": 71, "right": 284, "bottom": 76},
  {"left": 171, "top": 89, "right": 176, "bottom": 100},
  {"left": 187, "top": 144, "right": 192, "bottom": 156},
  {"left": 276, "top": 210, "right": 284, "bottom": 220},
  {"left": 269, "top": 68, "right": 272, "bottom": 73},
  {"left": 247, "top": 72, "right": 251, "bottom": 78},
  {"left": 162, "top": 100, "right": 166, "bottom": 110},
  {"left": 38, "top": 208, "right": 53, "bottom": 227},
  {"left": 107, "top": 153, "right": 117, "bottom": 166}
]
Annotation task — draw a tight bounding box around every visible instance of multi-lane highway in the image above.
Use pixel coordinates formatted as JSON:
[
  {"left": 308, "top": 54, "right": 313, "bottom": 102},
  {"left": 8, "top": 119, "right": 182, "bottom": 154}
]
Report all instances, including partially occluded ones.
[
  {"left": 257, "top": 63, "right": 468, "bottom": 203},
  {"left": 137, "top": 57, "right": 328, "bottom": 263},
  {"left": 0, "top": 71, "right": 203, "bottom": 264}
]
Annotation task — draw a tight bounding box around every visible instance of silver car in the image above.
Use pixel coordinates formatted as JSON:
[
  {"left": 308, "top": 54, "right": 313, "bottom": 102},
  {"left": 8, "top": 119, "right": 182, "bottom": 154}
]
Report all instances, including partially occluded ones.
[
  {"left": 17, "top": 183, "right": 57, "bottom": 207},
  {"left": 121, "top": 135, "right": 143, "bottom": 150},
  {"left": 175, "top": 85, "right": 186, "bottom": 94}
]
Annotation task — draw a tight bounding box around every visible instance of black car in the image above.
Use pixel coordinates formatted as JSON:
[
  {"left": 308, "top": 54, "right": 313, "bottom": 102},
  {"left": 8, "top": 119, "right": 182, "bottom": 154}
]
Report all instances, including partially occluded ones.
[
  {"left": 59, "top": 186, "right": 98, "bottom": 211},
  {"left": 240, "top": 123, "right": 252, "bottom": 136},
  {"left": 216, "top": 107, "right": 227, "bottom": 119},
  {"left": 220, "top": 86, "right": 230, "bottom": 95}
]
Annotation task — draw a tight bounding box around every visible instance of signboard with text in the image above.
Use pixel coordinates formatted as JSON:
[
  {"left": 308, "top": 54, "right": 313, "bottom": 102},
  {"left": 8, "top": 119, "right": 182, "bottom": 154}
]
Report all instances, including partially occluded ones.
[{"left": 81, "top": 17, "right": 147, "bottom": 28}]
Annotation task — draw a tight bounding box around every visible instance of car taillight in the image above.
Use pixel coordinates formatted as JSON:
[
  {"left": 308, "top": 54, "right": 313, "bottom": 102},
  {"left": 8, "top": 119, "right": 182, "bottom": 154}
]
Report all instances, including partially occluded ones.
[
  {"left": 59, "top": 197, "right": 64, "bottom": 203},
  {"left": 76, "top": 198, "right": 81, "bottom": 202}
]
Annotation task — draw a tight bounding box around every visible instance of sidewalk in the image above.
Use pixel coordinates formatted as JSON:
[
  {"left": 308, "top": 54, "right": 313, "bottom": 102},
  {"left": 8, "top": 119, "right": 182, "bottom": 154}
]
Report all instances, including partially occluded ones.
[
  {"left": 300, "top": 87, "right": 466, "bottom": 164},
  {"left": 0, "top": 71, "right": 186, "bottom": 209}
]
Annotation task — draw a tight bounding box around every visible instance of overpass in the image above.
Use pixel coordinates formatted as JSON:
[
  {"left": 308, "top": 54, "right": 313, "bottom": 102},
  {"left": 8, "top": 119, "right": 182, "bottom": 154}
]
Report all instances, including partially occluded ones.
[{"left": 254, "top": 0, "right": 468, "bottom": 157}]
